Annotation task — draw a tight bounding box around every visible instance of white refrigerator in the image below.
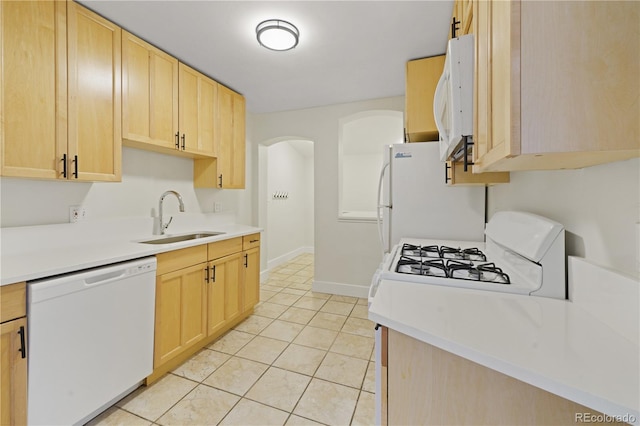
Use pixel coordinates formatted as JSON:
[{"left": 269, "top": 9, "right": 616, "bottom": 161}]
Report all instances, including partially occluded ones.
[{"left": 377, "top": 142, "right": 486, "bottom": 253}]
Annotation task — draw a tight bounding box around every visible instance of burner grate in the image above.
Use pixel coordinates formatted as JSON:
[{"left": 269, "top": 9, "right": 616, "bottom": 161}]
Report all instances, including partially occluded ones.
[
  {"left": 447, "top": 260, "right": 510, "bottom": 284},
  {"left": 397, "top": 257, "right": 447, "bottom": 277},
  {"left": 440, "top": 246, "right": 487, "bottom": 262},
  {"left": 401, "top": 244, "right": 441, "bottom": 258}
]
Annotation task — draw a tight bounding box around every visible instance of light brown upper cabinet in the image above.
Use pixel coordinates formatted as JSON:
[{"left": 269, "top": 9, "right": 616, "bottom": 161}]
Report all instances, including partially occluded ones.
[
  {"left": 122, "top": 33, "right": 216, "bottom": 158},
  {"left": 67, "top": 2, "right": 121, "bottom": 181},
  {"left": 0, "top": 1, "right": 65, "bottom": 180},
  {"left": 1, "top": 1, "right": 121, "bottom": 181},
  {"left": 473, "top": 0, "right": 640, "bottom": 173},
  {"left": 122, "top": 31, "right": 178, "bottom": 152},
  {"left": 194, "top": 85, "right": 246, "bottom": 189},
  {"left": 178, "top": 63, "right": 217, "bottom": 156},
  {"left": 404, "top": 55, "right": 445, "bottom": 143}
]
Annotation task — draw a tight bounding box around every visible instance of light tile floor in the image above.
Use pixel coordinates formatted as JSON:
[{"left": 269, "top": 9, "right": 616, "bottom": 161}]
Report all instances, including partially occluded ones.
[{"left": 88, "top": 254, "right": 376, "bottom": 426}]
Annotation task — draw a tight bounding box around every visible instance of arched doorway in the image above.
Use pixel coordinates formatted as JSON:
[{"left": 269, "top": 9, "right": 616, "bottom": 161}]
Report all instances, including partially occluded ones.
[{"left": 258, "top": 137, "right": 315, "bottom": 276}]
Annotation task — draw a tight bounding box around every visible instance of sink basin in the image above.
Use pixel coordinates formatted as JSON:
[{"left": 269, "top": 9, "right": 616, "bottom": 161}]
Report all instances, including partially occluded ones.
[{"left": 139, "top": 232, "right": 225, "bottom": 245}]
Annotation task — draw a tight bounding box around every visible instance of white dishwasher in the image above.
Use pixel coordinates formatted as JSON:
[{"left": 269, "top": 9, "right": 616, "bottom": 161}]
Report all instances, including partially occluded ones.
[{"left": 27, "top": 257, "right": 157, "bottom": 426}]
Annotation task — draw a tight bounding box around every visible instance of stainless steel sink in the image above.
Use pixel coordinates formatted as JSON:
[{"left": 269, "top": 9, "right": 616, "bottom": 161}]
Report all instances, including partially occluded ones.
[{"left": 139, "top": 232, "right": 225, "bottom": 245}]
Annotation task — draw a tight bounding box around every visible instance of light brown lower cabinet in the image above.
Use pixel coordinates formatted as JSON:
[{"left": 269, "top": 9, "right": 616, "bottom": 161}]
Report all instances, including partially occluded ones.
[
  {"left": 148, "top": 236, "right": 260, "bottom": 384},
  {"left": 0, "top": 283, "right": 28, "bottom": 425},
  {"left": 207, "top": 252, "right": 243, "bottom": 336},
  {"left": 384, "top": 328, "right": 605, "bottom": 425},
  {"left": 242, "top": 244, "right": 260, "bottom": 311},
  {"left": 153, "top": 262, "right": 207, "bottom": 368}
]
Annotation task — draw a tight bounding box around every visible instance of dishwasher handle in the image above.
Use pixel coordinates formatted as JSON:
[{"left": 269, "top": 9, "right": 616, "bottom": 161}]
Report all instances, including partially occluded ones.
[{"left": 84, "top": 270, "right": 126, "bottom": 286}]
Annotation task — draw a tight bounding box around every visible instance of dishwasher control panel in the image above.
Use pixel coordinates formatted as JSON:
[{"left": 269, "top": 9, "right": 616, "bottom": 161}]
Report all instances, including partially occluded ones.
[{"left": 127, "top": 261, "right": 156, "bottom": 276}]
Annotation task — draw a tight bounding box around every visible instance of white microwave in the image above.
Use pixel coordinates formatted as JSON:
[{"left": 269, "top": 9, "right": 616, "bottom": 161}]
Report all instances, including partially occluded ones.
[{"left": 433, "top": 34, "right": 474, "bottom": 161}]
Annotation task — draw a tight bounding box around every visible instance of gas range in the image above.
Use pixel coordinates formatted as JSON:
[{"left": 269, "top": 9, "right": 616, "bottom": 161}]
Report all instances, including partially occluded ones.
[
  {"left": 395, "top": 243, "right": 510, "bottom": 284},
  {"left": 371, "top": 212, "right": 567, "bottom": 301}
]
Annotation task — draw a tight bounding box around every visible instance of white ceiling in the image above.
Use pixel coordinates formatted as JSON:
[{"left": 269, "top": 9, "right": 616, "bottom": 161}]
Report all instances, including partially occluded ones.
[{"left": 80, "top": 0, "right": 453, "bottom": 114}]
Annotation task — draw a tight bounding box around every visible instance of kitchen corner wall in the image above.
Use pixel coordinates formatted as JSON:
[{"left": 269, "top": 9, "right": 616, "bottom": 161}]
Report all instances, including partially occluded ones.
[
  {"left": 0, "top": 144, "right": 254, "bottom": 229},
  {"left": 488, "top": 158, "right": 640, "bottom": 279},
  {"left": 251, "top": 96, "right": 405, "bottom": 297}
]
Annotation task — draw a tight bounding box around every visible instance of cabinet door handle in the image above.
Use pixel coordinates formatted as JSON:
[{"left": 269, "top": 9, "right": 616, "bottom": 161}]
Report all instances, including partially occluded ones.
[
  {"left": 204, "top": 266, "right": 210, "bottom": 283},
  {"left": 445, "top": 163, "right": 451, "bottom": 184},
  {"left": 249, "top": 239, "right": 259, "bottom": 243},
  {"left": 181, "top": 134, "right": 186, "bottom": 150},
  {"left": 244, "top": 253, "right": 248, "bottom": 268},
  {"left": 73, "top": 155, "right": 78, "bottom": 179},
  {"left": 175, "top": 132, "right": 180, "bottom": 149},
  {"left": 62, "top": 154, "right": 67, "bottom": 178},
  {"left": 211, "top": 265, "right": 216, "bottom": 282},
  {"left": 218, "top": 174, "right": 223, "bottom": 187},
  {"left": 18, "top": 326, "right": 26, "bottom": 359}
]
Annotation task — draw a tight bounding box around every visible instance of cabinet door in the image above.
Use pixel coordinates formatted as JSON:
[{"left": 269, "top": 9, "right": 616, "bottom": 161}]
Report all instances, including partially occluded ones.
[
  {"left": 230, "top": 93, "right": 246, "bottom": 188},
  {"left": 207, "top": 253, "right": 243, "bottom": 336},
  {"left": 122, "top": 31, "right": 178, "bottom": 150},
  {"left": 67, "top": 2, "right": 122, "bottom": 182},
  {"left": 472, "top": 0, "right": 518, "bottom": 171},
  {"left": 193, "top": 86, "right": 244, "bottom": 188},
  {"left": 0, "top": 318, "right": 27, "bottom": 426},
  {"left": 178, "top": 63, "right": 200, "bottom": 153},
  {"left": 473, "top": 0, "right": 490, "bottom": 165},
  {"left": 216, "top": 86, "right": 246, "bottom": 188},
  {"left": 404, "top": 56, "right": 445, "bottom": 142},
  {"left": 0, "top": 0, "right": 67, "bottom": 179},
  {"left": 216, "top": 84, "right": 234, "bottom": 187},
  {"left": 242, "top": 247, "right": 260, "bottom": 312},
  {"left": 154, "top": 263, "right": 207, "bottom": 368},
  {"left": 489, "top": 0, "right": 517, "bottom": 160},
  {"left": 198, "top": 77, "right": 217, "bottom": 156}
]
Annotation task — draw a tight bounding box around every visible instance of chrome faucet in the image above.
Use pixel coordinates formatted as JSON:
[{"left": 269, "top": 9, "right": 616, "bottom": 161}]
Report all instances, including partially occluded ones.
[{"left": 158, "top": 190, "right": 185, "bottom": 235}]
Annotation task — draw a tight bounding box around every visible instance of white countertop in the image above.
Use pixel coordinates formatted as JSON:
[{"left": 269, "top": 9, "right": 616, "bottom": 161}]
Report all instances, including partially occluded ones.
[
  {"left": 0, "top": 214, "right": 262, "bottom": 285},
  {"left": 369, "top": 257, "right": 639, "bottom": 424}
]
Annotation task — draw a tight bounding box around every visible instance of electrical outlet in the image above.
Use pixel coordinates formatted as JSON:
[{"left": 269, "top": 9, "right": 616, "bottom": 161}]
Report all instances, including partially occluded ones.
[
  {"left": 69, "top": 205, "right": 87, "bottom": 223},
  {"left": 214, "top": 202, "right": 222, "bottom": 213}
]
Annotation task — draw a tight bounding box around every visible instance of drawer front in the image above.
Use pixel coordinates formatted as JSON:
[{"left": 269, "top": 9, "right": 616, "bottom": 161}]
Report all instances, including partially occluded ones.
[
  {"left": 208, "top": 237, "right": 243, "bottom": 260},
  {"left": 156, "top": 245, "right": 208, "bottom": 276},
  {"left": 242, "top": 233, "right": 261, "bottom": 250},
  {"left": 0, "top": 282, "right": 26, "bottom": 323}
]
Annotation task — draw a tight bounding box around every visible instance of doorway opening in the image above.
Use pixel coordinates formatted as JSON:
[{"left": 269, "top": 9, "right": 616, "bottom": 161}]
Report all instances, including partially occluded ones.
[{"left": 258, "top": 137, "right": 315, "bottom": 275}]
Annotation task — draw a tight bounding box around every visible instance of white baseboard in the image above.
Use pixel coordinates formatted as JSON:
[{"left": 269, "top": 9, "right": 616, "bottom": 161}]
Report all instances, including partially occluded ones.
[
  {"left": 262, "top": 246, "right": 314, "bottom": 284},
  {"left": 312, "top": 280, "right": 369, "bottom": 298},
  {"left": 267, "top": 246, "right": 314, "bottom": 270}
]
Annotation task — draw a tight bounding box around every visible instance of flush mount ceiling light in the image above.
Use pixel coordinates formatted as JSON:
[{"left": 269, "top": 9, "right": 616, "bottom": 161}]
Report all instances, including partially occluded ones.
[{"left": 256, "top": 19, "right": 299, "bottom": 51}]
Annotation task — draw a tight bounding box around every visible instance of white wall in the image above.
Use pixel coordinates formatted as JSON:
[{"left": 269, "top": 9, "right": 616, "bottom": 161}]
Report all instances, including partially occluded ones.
[
  {"left": 342, "top": 153, "right": 382, "bottom": 213},
  {"left": 252, "top": 96, "right": 405, "bottom": 297},
  {"left": 338, "top": 110, "right": 403, "bottom": 217},
  {"left": 0, "top": 146, "right": 254, "bottom": 228},
  {"left": 266, "top": 141, "right": 314, "bottom": 268},
  {"left": 488, "top": 158, "right": 640, "bottom": 279}
]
